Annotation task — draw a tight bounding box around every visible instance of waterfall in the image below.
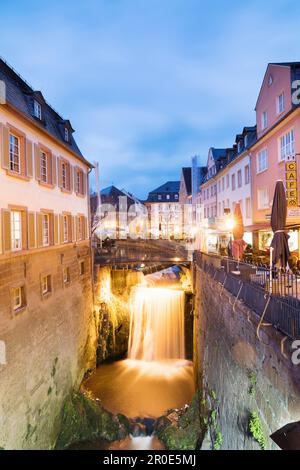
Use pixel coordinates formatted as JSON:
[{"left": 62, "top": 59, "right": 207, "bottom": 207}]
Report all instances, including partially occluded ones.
[{"left": 128, "top": 286, "right": 185, "bottom": 361}]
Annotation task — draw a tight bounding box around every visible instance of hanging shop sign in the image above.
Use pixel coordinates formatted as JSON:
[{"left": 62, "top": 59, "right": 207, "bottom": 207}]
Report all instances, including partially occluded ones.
[{"left": 285, "top": 159, "right": 298, "bottom": 208}]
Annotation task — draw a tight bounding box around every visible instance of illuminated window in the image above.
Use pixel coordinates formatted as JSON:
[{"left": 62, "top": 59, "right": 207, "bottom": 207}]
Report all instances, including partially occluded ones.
[
  {"left": 9, "top": 133, "right": 20, "bottom": 173},
  {"left": 12, "top": 286, "right": 25, "bottom": 312},
  {"left": 11, "top": 210, "right": 22, "bottom": 251},
  {"left": 41, "top": 275, "right": 51, "bottom": 295},
  {"left": 41, "top": 151, "right": 47, "bottom": 183},
  {"left": 42, "top": 214, "right": 49, "bottom": 246},
  {"left": 63, "top": 267, "right": 70, "bottom": 285},
  {"left": 63, "top": 215, "right": 68, "bottom": 243}
]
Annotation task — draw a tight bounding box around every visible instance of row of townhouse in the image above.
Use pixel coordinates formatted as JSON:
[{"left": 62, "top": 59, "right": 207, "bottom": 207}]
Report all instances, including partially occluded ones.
[
  {"left": 0, "top": 58, "right": 96, "bottom": 449},
  {"left": 198, "top": 62, "right": 300, "bottom": 257}
]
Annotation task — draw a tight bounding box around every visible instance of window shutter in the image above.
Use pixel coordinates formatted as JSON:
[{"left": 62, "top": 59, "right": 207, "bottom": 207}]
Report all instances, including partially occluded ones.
[
  {"left": 76, "top": 216, "right": 80, "bottom": 241},
  {"left": 82, "top": 172, "right": 87, "bottom": 195},
  {"left": 34, "top": 144, "right": 41, "bottom": 181},
  {"left": 69, "top": 165, "right": 73, "bottom": 192},
  {"left": 28, "top": 211, "right": 36, "bottom": 249},
  {"left": 26, "top": 139, "right": 33, "bottom": 177},
  {"left": 58, "top": 157, "right": 63, "bottom": 188},
  {"left": 74, "top": 167, "right": 78, "bottom": 193},
  {"left": 47, "top": 152, "right": 52, "bottom": 185},
  {"left": 2, "top": 209, "right": 11, "bottom": 252},
  {"left": 37, "top": 212, "right": 43, "bottom": 247},
  {"left": 68, "top": 215, "right": 72, "bottom": 242},
  {"left": 52, "top": 155, "right": 57, "bottom": 186},
  {"left": 72, "top": 216, "right": 76, "bottom": 242},
  {"left": 59, "top": 215, "right": 64, "bottom": 244},
  {"left": 83, "top": 216, "right": 87, "bottom": 240},
  {"left": 49, "top": 214, "right": 54, "bottom": 246},
  {"left": 54, "top": 214, "right": 59, "bottom": 245},
  {"left": 21, "top": 211, "right": 27, "bottom": 250},
  {"left": 1, "top": 125, "right": 10, "bottom": 170}
]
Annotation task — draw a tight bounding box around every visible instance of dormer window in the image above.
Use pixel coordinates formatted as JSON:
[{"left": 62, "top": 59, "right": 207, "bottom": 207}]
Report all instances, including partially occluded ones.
[
  {"left": 244, "top": 135, "right": 248, "bottom": 147},
  {"left": 33, "top": 100, "right": 42, "bottom": 120},
  {"left": 64, "top": 127, "right": 69, "bottom": 142},
  {"left": 237, "top": 141, "right": 242, "bottom": 153}
]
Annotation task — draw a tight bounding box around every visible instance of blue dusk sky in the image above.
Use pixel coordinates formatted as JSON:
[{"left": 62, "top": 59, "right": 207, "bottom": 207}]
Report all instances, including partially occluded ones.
[{"left": 1, "top": 0, "right": 300, "bottom": 198}]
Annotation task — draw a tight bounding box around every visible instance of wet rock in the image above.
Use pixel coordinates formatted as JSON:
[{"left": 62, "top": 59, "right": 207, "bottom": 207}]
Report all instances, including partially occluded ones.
[
  {"left": 55, "top": 391, "right": 131, "bottom": 449},
  {"left": 154, "top": 392, "right": 207, "bottom": 450}
]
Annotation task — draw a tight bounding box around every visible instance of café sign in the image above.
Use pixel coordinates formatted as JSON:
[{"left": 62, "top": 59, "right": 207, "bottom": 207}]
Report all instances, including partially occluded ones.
[{"left": 285, "top": 157, "right": 298, "bottom": 208}]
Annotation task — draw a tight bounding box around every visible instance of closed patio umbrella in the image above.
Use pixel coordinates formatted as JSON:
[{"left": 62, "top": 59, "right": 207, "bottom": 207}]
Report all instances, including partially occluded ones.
[
  {"left": 270, "top": 180, "right": 290, "bottom": 269},
  {"left": 232, "top": 202, "right": 247, "bottom": 261}
]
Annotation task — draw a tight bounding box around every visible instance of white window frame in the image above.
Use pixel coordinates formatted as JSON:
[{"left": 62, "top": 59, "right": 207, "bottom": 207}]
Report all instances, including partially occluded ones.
[
  {"left": 64, "top": 127, "right": 69, "bottom": 142},
  {"left": 277, "top": 92, "right": 285, "bottom": 115},
  {"left": 11, "top": 210, "right": 22, "bottom": 251},
  {"left": 9, "top": 133, "right": 20, "bottom": 173},
  {"left": 261, "top": 110, "right": 268, "bottom": 130},
  {"left": 63, "top": 267, "right": 70, "bottom": 284},
  {"left": 12, "top": 286, "right": 22, "bottom": 310},
  {"left": 245, "top": 165, "right": 250, "bottom": 184},
  {"left": 42, "top": 214, "right": 50, "bottom": 247},
  {"left": 34, "top": 100, "right": 42, "bottom": 120},
  {"left": 40, "top": 151, "right": 48, "bottom": 183},
  {"left": 279, "top": 128, "right": 295, "bottom": 161},
  {"left": 257, "top": 187, "right": 269, "bottom": 210},
  {"left": 257, "top": 148, "right": 268, "bottom": 173}
]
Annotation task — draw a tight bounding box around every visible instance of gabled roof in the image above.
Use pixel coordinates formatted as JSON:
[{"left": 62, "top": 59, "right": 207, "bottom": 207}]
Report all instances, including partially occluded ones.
[
  {"left": 181, "top": 167, "right": 192, "bottom": 195},
  {"left": 0, "top": 57, "right": 91, "bottom": 167},
  {"left": 149, "top": 181, "right": 180, "bottom": 194}
]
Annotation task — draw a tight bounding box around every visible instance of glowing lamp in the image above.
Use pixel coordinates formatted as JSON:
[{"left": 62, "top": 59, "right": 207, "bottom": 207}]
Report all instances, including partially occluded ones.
[{"left": 226, "top": 218, "right": 235, "bottom": 231}]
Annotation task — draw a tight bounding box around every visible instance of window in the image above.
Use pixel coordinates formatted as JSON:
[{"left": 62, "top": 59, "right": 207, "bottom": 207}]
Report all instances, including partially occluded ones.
[
  {"left": 76, "top": 169, "right": 83, "bottom": 194},
  {"left": 280, "top": 129, "right": 295, "bottom": 161},
  {"left": 237, "top": 170, "right": 242, "bottom": 188},
  {"left": 211, "top": 186, "right": 213, "bottom": 197},
  {"left": 218, "top": 181, "right": 221, "bottom": 192},
  {"left": 64, "top": 127, "right": 69, "bottom": 142},
  {"left": 257, "top": 149, "right": 268, "bottom": 173},
  {"left": 226, "top": 199, "right": 229, "bottom": 209},
  {"left": 277, "top": 92, "right": 285, "bottom": 114},
  {"left": 231, "top": 174, "right": 236, "bottom": 191},
  {"left": 41, "top": 275, "right": 51, "bottom": 296},
  {"left": 246, "top": 197, "right": 251, "bottom": 218},
  {"left": 244, "top": 135, "right": 248, "bottom": 147},
  {"left": 11, "top": 210, "right": 22, "bottom": 251},
  {"left": 79, "top": 261, "right": 85, "bottom": 276},
  {"left": 158, "top": 195, "right": 162, "bottom": 200},
  {"left": 261, "top": 111, "right": 268, "bottom": 130},
  {"left": 12, "top": 286, "right": 25, "bottom": 312},
  {"left": 166, "top": 195, "right": 170, "bottom": 200},
  {"left": 245, "top": 165, "right": 250, "bottom": 184},
  {"left": 258, "top": 187, "right": 269, "bottom": 209},
  {"left": 237, "top": 141, "right": 242, "bottom": 153},
  {"left": 40, "top": 152, "right": 48, "bottom": 183},
  {"left": 63, "top": 215, "right": 68, "bottom": 243},
  {"left": 42, "top": 214, "right": 49, "bottom": 246},
  {"left": 9, "top": 133, "right": 20, "bottom": 173},
  {"left": 222, "top": 177, "right": 225, "bottom": 191},
  {"left": 78, "top": 216, "right": 84, "bottom": 241},
  {"left": 33, "top": 100, "right": 42, "bottom": 120},
  {"left": 63, "top": 267, "right": 70, "bottom": 285},
  {"left": 222, "top": 200, "right": 225, "bottom": 214},
  {"left": 226, "top": 174, "right": 230, "bottom": 189},
  {"left": 62, "top": 162, "right": 67, "bottom": 189},
  {"left": 218, "top": 202, "right": 221, "bottom": 216},
  {"left": 174, "top": 194, "right": 178, "bottom": 200}
]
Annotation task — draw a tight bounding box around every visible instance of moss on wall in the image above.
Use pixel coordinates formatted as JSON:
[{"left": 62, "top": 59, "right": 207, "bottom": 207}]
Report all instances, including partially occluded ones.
[{"left": 55, "top": 391, "right": 130, "bottom": 449}]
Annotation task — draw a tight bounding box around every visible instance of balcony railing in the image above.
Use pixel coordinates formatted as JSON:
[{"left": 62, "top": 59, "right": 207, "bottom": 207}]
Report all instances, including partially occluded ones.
[{"left": 194, "top": 251, "right": 300, "bottom": 340}]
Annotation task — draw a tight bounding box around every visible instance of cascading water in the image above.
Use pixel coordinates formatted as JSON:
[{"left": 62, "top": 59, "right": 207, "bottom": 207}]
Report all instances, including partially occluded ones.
[
  {"left": 128, "top": 286, "right": 185, "bottom": 362},
  {"left": 84, "top": 268, "right": 194, "bottom": 426}
]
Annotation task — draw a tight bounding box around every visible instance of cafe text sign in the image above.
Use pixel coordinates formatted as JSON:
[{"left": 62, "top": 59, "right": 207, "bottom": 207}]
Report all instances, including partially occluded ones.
[{"left": 285, "top": 159, "right": 298, "bottom": 207}]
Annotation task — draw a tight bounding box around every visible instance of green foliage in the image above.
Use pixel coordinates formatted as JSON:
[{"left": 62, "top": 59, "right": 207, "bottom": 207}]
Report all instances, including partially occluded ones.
[
  {"left": 213, "top": 431, "right": 223, "bottom": 450},
  {"left": 249, "top": 411, "right": 267, "bottom": 450}
]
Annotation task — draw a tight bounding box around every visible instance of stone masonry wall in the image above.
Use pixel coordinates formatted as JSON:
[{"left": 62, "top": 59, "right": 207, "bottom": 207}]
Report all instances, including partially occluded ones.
[
  {"left": 0, "top": 243, "right": 97, "bottom": 450},
  {"left": 194, "top": 265, "right": 300, "bottom": 450}
]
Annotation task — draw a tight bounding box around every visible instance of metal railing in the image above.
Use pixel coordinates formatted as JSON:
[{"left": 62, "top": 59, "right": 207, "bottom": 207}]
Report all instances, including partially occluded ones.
[{"left": 194, "top": 251, "right": 300, "bottom": 340}]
